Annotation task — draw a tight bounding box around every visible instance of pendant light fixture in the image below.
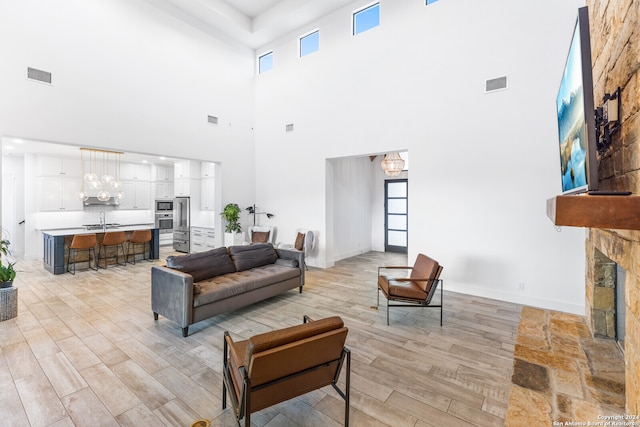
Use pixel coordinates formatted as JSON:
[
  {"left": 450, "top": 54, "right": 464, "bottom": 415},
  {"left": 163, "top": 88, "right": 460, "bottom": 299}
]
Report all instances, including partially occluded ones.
[
  {"left": 77, "top": 149, "right": 90, "bottom": 201},
  {"left": 381, "top": 152, "right": 405, "bottom": 177},
  {"left": 97, "top": 151, "right": 111, "bottom": 201},
  {"left": 79, "top": 148, "right": 123, "bottom": 201},
  {"left": 83, "top": 149, "right": 99, "bottom": 187},
  {"left": 101, "top": 151, "right": 115, "bottom": 187}
]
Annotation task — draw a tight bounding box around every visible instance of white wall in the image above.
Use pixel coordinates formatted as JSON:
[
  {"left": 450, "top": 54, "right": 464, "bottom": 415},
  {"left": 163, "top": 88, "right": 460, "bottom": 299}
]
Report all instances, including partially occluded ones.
[
  {"left": 0, "top": 0, "right": 257, "bottom": 240},
  {"left": 1, "top": 156, "right": 26, "bottom": 256},
  {"left": 0, "top": 0, "right": 591, "bottom": 314},
  {"left": 329, "top": 156, "right": 374, "bottom": 261},
  {"left": 254, "top": 0, "right": 588, "bottom": 314}
]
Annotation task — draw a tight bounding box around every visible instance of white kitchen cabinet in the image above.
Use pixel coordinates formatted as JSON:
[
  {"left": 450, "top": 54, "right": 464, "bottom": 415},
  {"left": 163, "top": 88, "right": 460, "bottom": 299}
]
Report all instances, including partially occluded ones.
[
  {"left": 174, "top": 161, "right": 189, "bottom": 179},
  {"left": 174, "top": 160, "right": 200, "bottom": 179},
  {"left": 174, "top": 178, "right": 202, "bottom": 205},
  {"left": 154, "top": 165, "right": 173, "bottom": 181},
  {"left": 38, "top": 176, "right": 83, "bottom": 211},
  {"left": 191, "top": 226, "right": 215, "bottom": 253},
  {"left": 174, "top": 179, "right": 189, "bottom": 197},
  {"left": 201, "top": 178, "right": 215, "bottom": 211},
  {"left": 200, "top": 162, "right": 216, "bottom": 178},
  {"left": 120, "top": 162, "right": 151, "bottom": 181},
  {"left": 118, "top": 181, "right": 151, "bottom": 210},
  {"left": 38, "top": 155, "right": 81, "bottom": 177},
  {"left": 154, "top": 181, "right": 174, "bottom": 200}
]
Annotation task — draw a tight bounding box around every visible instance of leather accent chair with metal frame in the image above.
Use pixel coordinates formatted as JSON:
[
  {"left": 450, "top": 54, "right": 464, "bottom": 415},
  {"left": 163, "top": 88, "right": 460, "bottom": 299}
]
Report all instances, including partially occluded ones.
[
  {"left": 377, "top": 253, "right": 444, "bottom": 326},
  {"left": 222, "top": 315, "right": 351, "bottom": 426}
]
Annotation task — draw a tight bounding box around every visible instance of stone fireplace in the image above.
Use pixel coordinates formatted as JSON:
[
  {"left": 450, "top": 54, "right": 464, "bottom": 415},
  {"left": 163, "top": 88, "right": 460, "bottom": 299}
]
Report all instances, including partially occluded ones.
[
  {"left": 586, "top": 230, "right": 638, "bottom": 414},
  {"left": 586, "top": 0, "right": 639, "bottom": 415},
  {"left": 588, "top": 248, "right": 625, "bottom": 342}
]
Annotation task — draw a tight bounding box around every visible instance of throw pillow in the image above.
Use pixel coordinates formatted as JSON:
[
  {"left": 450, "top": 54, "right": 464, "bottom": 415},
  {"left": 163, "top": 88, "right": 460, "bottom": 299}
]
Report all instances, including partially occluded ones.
[
  {"left": 229, "top": 243, "right": 277, "bottom": 272},
  {"left": 294, "top": 232, "right": 305, "bottom": 251},
  {"left": 166, "top": 247, "right": 236, "bottom": 282},
  {"left": 252, "top": 231, "right": 270, "bottom": 243}
]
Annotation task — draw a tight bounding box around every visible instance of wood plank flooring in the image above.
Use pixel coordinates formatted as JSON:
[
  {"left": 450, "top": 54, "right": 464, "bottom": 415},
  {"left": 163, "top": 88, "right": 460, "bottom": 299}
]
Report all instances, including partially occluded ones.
[{"left": 0, "top": 249, "right": 521, "bottom": 426}]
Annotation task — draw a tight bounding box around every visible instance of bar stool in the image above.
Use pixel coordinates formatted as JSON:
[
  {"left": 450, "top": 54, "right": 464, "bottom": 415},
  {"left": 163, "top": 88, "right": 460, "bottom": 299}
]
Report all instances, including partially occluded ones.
[
  {"left": 67, "top": 234, "right": 98, "bottom": 274},
  {"left": 127, "top": 229, "right": 152, "bottom": 264},
  {"left": 98, "top": 231, "right": 127, "bottom": 269}
]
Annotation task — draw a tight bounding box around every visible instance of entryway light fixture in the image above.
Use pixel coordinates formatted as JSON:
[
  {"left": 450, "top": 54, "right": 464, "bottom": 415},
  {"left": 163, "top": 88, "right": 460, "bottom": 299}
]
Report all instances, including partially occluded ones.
[
  {"left": 380, "top": 152, "right": 405, "bottom": 177},
  {"left": 79, "top": 148, "right": 124, "bottom": 201}
]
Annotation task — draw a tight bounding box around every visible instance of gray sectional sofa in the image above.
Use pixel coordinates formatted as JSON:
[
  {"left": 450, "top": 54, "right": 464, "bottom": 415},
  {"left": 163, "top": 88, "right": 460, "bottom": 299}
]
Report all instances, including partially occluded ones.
[{"left": 151, "top": 243, "right": 305, "bottom": 336}]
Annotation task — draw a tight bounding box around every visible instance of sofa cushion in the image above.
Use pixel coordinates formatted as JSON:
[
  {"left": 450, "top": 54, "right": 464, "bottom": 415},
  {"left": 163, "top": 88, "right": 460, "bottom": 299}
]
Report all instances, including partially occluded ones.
[
  {"left": 193, "top": 264, "right": 300, "bottom": 307},
  {"left": 251, "top": 231, "right": 270, "bottom": 243},
  {"left": 229, "top": 243, "right": 278, "bottom": 272},
  {"left": 294, "top": 232, "right": 305, "bottom": 251},
  {"left": 166, "top": 247, "right": 235, "bottom": 282},
  {"left": 378, "top": 275, "right": 427, "bottom": 300}
]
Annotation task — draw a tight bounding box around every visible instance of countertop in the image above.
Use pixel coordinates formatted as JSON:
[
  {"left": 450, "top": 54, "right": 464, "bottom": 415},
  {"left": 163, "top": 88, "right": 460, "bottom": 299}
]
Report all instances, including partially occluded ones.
[{"left": 41, "top": 224, "right": 156, "bottom": 237}]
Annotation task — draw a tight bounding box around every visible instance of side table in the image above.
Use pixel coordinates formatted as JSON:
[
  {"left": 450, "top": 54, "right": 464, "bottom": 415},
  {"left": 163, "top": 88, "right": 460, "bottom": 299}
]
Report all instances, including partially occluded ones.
[{"left": 0, "top": 286, "right": 18, "bottom": 321}]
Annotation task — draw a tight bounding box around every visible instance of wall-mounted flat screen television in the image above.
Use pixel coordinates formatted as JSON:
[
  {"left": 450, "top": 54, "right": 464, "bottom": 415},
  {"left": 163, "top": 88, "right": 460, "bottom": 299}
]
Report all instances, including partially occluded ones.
[{"left": 556, "top": 6, "right": 598, "bottom": 194}]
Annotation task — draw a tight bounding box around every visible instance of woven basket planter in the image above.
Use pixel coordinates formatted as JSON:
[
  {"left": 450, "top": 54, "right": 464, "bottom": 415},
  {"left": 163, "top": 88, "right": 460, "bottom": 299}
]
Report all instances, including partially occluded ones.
[{"left": 0, "top": 286, "right": 18, "bottom": 321}]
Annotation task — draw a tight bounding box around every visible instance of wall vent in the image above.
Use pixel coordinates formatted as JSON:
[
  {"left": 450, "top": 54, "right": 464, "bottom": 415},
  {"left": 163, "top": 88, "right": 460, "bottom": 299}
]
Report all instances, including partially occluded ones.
[
  {"left": 207, "top": 115, "right": 218, "bottom": 125},
  {"left": 285, "top": 123, "right": 294, "bottom": 132},
  {"left": 485, "top": 76, "right": 507, "bottom": 93},
  {"left": 27, "top": 67, "right": 52, "bottom": 84}
]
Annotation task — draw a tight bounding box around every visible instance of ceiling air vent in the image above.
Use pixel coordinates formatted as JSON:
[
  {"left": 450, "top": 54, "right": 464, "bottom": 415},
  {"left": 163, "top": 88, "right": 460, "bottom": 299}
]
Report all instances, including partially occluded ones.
[
  {"left": 485, "top": 76, "right": 507, "bottom": 93},
  {"left": 27, "top": 67, "right": 52, "bottom": 84},
  {"left": 285, "top": 123, "right": 294, "bottom": 132},
  {"left": 207, "top": 115, "right": 218, "bottom": 125}
]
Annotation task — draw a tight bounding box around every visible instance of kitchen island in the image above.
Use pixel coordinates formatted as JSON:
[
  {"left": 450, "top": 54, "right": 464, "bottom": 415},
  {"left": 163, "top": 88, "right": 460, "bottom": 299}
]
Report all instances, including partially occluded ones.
[{"left": 42, "top": 225, "right": 160, "bottom": 275}]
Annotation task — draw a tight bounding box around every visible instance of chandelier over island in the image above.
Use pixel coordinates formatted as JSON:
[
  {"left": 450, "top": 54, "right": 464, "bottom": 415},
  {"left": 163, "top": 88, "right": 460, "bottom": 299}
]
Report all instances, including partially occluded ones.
[{"left": 78, "top": 148, "right": 124, "bottom": 202}]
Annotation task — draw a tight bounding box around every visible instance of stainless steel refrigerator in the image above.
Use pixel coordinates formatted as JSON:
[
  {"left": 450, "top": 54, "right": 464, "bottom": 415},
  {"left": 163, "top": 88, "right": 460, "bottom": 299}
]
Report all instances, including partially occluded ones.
[{"left": 173, "top": 197, "right": 190, "bottom": 252}]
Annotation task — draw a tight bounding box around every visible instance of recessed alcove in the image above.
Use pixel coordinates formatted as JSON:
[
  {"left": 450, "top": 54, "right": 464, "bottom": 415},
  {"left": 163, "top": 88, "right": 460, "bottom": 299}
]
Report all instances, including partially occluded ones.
[{"left": 590, "top": 249, "right": 625, "bottom": 347}]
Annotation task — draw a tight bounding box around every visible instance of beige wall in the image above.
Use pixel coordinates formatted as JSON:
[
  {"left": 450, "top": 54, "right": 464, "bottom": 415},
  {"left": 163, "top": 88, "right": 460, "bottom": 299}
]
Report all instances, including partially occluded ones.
[{"left": 586, "top": 0, "right": 640, "bottom": 414}]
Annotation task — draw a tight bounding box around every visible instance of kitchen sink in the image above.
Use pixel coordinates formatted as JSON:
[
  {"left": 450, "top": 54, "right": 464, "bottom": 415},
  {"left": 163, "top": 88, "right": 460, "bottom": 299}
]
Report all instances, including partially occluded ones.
[{"left": 82, "top": 223, "right": 121, "bottom": 230}]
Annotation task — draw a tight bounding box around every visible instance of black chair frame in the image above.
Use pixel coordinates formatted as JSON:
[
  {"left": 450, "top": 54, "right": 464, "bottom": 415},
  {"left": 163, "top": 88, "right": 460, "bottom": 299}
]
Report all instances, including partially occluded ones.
[
  {"left": 222, "top": 317, "right": 351, "bottom": 427},
  {"left": 377, "top": 265, "right": 444, "bottom": 326},
  {"left": 98, "top": 242, "right": 127, "bottom": 269},
  {"left": 66, "top": 246, "right": 98, "bottom": 274},
  {"left": 126, "top": 240, "right": 152, "bottom": 264}
]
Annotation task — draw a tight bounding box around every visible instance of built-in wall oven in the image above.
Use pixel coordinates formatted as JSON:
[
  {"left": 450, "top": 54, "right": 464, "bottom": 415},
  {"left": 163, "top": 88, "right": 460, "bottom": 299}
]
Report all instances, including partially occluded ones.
[{"left": 155, "top": 212, "right": 173, "bottom": 234}]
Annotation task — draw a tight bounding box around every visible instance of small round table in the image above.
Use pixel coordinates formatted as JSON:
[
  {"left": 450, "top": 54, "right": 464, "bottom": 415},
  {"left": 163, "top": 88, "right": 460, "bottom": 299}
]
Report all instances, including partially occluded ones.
[{"left": 0, "top": 286, "right": 18, "bottom": 321}]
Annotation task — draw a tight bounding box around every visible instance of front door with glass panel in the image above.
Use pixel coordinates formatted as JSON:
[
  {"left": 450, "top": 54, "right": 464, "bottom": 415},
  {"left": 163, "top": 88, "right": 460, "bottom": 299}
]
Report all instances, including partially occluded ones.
[{"left": 385, "top": 179, "right": 408, "bottom": 253}]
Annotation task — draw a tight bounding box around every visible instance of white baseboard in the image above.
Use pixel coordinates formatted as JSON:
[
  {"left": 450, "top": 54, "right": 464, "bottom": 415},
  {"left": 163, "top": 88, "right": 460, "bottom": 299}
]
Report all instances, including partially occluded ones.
[{"left": 444, "top": 282, "right": 585, "bottom": 316}]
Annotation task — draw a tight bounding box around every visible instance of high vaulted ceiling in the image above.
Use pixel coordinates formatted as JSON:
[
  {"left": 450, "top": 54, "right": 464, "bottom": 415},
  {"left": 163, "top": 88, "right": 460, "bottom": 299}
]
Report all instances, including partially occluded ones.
[{"left": 146, "top": 0, "right": 357, "bottom": 50}]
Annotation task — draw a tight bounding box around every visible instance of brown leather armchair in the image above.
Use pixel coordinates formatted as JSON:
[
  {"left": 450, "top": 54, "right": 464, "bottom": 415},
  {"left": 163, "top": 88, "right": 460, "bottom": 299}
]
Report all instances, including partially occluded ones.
[
  {"left": 377, "top": 253, "right": 444, "bottom": 326},
  {"left": 222, "top": 315, "right": 351, "bottom": 426}
]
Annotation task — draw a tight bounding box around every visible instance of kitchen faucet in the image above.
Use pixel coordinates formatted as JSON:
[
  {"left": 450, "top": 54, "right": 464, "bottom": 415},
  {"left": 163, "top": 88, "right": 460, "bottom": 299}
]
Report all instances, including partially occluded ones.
[{"left": 99, "top": 211, "right": 106, "bottom": 232}]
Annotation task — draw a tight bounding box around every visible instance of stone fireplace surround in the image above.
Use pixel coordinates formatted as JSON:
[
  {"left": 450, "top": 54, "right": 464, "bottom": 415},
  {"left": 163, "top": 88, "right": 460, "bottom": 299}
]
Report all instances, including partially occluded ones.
[
  {"left": 586, "top": 229, "right": 639, "bottom": 414},
  {"left": 585, "top": 0, "right": 640, "bottom": 415}
]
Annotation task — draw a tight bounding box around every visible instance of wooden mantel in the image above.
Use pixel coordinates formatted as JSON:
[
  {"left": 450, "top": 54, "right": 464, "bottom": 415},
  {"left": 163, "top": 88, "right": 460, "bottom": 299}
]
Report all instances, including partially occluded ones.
[{"left": 546, "top": 194, "right": 640, "bottom": 230}]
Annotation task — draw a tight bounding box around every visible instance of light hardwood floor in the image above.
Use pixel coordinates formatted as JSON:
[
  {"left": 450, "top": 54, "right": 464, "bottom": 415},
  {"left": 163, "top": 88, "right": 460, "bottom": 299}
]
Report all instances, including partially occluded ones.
[{"left": 0, "top": 249, "right": 521, "bottom": 426}]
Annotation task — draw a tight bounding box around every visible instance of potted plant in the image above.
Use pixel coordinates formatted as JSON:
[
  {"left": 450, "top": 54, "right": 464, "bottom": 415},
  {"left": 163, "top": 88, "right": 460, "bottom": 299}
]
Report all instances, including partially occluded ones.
[
  {"left": 221, "top": 203, "right": 244, "bottom": 246},
  {"left": 0, "top": 239, "right": 16, "bottom": 288}
]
